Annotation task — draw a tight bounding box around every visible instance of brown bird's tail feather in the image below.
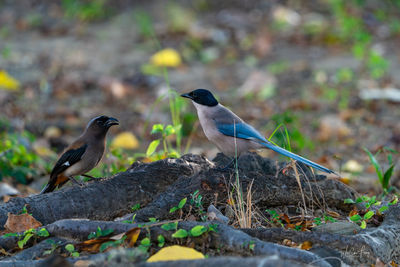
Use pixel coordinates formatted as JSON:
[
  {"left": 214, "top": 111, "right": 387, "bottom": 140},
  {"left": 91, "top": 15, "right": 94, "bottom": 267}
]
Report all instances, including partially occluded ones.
[
  {"left": 40, "top": 181, "right": 57, "bottom": 194},
  {"left": 40, "top": 174, "right": 68, "bottom": 194}
]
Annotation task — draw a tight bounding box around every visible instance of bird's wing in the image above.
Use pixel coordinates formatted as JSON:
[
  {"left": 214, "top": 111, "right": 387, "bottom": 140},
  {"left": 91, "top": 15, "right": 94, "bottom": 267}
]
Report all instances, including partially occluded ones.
[
  {"left": 216, "top": 122, "right": 268, "bottom": 142},
  {"left": 50, "top": 143, "right": 88, "bottom": 178}
]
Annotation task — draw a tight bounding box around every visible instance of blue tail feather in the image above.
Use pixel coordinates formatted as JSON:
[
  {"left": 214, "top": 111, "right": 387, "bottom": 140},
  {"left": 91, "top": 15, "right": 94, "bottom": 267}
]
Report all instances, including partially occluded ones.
[{"left": 258, "top": 141, "right": 335, "bottom": 174}]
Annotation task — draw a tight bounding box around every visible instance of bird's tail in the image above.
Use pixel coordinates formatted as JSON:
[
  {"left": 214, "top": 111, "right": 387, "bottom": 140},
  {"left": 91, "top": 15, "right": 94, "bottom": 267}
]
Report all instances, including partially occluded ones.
[
  {"left": 40, "top": 174, "right": 58, "bottom": 194},
  {"left": 258, "top": 140, "right": 335, "bottom": 174},
  {"left": 40, "top": 182, "right": 56, "bottom": 194}
]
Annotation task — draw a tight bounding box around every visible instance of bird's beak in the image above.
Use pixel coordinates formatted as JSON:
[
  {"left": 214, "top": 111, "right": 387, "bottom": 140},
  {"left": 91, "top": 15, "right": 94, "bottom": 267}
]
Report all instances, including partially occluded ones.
[
  {"left": 106, "top": 117, "right": 119, "bottom": 127},
  {"left": 181, "top": 93, "right": 193, "bottom": 100}
]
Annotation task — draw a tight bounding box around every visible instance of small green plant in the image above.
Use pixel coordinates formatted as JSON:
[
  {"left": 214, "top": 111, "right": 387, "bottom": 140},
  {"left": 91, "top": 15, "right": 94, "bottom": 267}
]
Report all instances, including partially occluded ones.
[
  {"left": 65, "top": 244, "right": 79, "bottom": 258},
  {"left": 364, "top": 147, "right": 397, "bottom": 193},
  {"left": 88, "top": 227, "right": 114, "bottom": 239},
  {"left": 265, "top": 209, "right": 284, "bottom": 227},
  {"left": 43, "top": 239, "right": 62, "bottom": 255},
  {"left": 344, "top": 195, "right": 397, "bottom": 229},
  {"left": 138, "top": 237, "right": 151, "bottom": 252},
  {"left": 169, "top": 197, "right": 187, "bottom": 213},
  {"left": 161, "top": 222, "right": 178, "bottom": 231},
  {"left": 131, "top": 203, "right": 141, "bottom": 212},
  {"left": 62, "top": 0, "right": 108, "bottom": 21},
  {"left": 3, "top": 228, "right": 50, "bottom": 249},
  {"left": 99, "top": 236, "right": 127, "bottom": 252},
  {"left": 171, "top": 225, "right": 215, "bottom": 239},
  {"left": 121, "top": 214, "right": 137, "bottom": 224},
  {"left": 190, "top": 190, "right": 206, "bottom": 220},
  {"left": 133, "top": 9, "right": 154, "bottom": 39},
  {"left": 0, "top": 129, "right": 51, "bottom": 184},
  {"left": 157, "top": 234, "right": 165, "bottom": 247},
  {"left": 146, "top": 124, "right": 181, "bottom": 158}
]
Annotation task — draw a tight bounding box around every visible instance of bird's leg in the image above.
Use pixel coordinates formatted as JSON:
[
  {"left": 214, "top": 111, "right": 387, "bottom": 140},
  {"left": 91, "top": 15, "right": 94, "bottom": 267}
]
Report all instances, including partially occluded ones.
[
  {"left": 82, "top": 174, "right": 96, "bottom": 179},
  {"left": 68, "top": 176, "right": 84, "bottom": 186}
]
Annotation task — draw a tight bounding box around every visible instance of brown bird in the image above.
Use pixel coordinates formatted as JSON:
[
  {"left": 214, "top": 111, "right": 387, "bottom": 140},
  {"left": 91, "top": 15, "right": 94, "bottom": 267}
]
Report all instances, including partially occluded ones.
[{"left": 40, "top": 115, "right": 119, "bottom": 194}]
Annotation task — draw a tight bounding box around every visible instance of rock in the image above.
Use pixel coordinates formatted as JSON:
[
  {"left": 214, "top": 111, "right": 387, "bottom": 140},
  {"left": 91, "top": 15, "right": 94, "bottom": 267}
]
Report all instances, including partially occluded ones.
[
  {"left": 207, "top": 205, "right": 229, "bottom": 224},
  {"left": 0, "top": 183, "right": 20, "bottom": 197}
]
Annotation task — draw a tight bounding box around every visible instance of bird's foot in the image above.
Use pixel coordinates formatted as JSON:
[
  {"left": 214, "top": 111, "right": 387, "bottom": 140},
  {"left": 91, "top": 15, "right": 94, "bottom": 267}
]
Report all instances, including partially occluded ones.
[
  {"left": 81, "top": 174, "right": 103, "bottom": 181},
  {"left": 68, "top": 176, "right": 84, "bottom": 186}
]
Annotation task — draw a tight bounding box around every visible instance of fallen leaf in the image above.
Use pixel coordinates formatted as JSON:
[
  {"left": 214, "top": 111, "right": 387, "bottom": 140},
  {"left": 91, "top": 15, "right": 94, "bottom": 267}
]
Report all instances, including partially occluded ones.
[
  {"left": 281, "top": 214, "right": 291, "bottom": 224},
  {"left": 0, "top": 70, "right": 20, "bottom": 91},
  {"left": 111, "top": 132, "right": 139, "bottom": 150},
  {"left": 349, "top": 208, "right": 358, "bottom": 217},
  {"left": 300, "top": 241, "right": 312, "bottom": 250},
  {"left": 125, "top": 227, "right": 141, "bottom": 247},
  {"left": 150, "top": 48, "right": 182, "bottom": 67},
  {"left": 76, "top": 238, "right": 112, "bottom": 253},
  {"left": 4, "top": 213, "right": 42, "bottom": 232},
  {"left": 147, "top": 245, "right": 204, "bottom": 262},
  {"left": 326, "top": 210, "right": 341, "bottom": 218}
]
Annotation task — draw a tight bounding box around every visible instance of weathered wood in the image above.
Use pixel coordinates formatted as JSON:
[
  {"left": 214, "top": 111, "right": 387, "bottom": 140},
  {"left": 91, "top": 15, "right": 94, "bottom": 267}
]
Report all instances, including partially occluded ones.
[{"left": 0, "top": 155, "right": 202, "bottom": 228}]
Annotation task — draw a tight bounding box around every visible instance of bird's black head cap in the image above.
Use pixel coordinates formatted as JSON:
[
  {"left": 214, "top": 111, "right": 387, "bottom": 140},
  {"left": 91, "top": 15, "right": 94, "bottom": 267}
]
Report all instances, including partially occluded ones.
[
  {"left": 181, "top": 89, "right": 218, "bottom": 107},
  {"left": 87, "top": 115, "right": 119, "bottom": 132}
]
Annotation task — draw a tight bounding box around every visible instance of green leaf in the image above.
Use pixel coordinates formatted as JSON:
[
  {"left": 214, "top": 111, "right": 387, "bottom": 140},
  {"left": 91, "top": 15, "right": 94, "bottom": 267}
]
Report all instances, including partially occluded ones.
[
  {"left": 379, "top": 205, "right": 388, "bottom": 213},
  {"left": 141, "top": 237, "right": 151, "bottom": 246},
  {"left": 146, "top": 139, "right": 160, "bottom": 157},
  {"left": 208, "top": 224, "right": 219, "bottom": 232},
  {"left": 17, "top": 233, "right": 33, "bottom": 249},
  {"left": 148, "top": 217, "right": 158, "bottom": 223},
  {"left": 383, "top": 165, "right": 395, "bottom": 190},
  {"left": 38, "top": 228, "right": 50, "bottom": 237},
  {"left": 169, "top": 206, "right": 178, "bottom": 213},
  {"left": 88, "top": 232, "right": 97, "bottom": 239},
  {"left": 350, "top": 214, "right": 362, "bottom": 222},
  {"left": 389, "top": 196, "right": 398, "bottom": 205},
  {"left": 360, "top": 220, "right": 366, "bottom": 229},
  {"left": 178, "top": 197, "right": 187, "bottom": 209},
  {"left": 363, "top": 148, "right": 383, "bottom": 183},
  {"left": 100, "top": 240, "right": 120, "bottom": 252},
  {"left": 151, "top": 124, "right": 164, "bottom": 134},
  {"left": 344, "top": 198, "right": 355, "bottom": 204},
  {"left": 164, "top": 125, "right": 176, "bottom": 136},
  {"left": 65, "top": 244, "right": 75, "bottom": 253},
  {"left": 363, "top": 211, "right": 374, "bottom": 220},
  {"left": 71, "top": 251, "right": 80, "bottom": 257},
  {"left": 190, "top": 225, "right": 207, "bottom": 237},
  {"left": 2, "top": 232, "right": 19, "bottom": 238},
  {"left": 161, "top": 222, "right": 178, "bottom": 231},
  {"left": 100, "top": 228, "right": 114, "bottom": 237},
  {"left": 355, "top": 197, "right": 363, "bottom": 203},
  {"left": 157, "top": 235, "right": 165, "bottom": 247},
  {"left": 172, "top": 229, "right": 188, "bottom": 238},
  {"left": 131, "top": 203, "right": 140, "bottom": 212}
]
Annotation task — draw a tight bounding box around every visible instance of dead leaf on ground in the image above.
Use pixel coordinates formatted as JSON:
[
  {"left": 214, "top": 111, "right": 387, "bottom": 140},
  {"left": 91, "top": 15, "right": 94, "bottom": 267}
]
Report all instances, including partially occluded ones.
[
  {"left": 147, "top": 245, "right": 205, "bottom": 262},
  {"left": 76, "top": 238, "right": 113, "bottom": 253},
  {"left": 300, "top": 241, "right": 312, "bottom": 250},
  {"left": 125, "top": 227, "right": 141, "bottom": 247},
  {"left": 4, "top": 213, "right": 42, "bottom": 232}
]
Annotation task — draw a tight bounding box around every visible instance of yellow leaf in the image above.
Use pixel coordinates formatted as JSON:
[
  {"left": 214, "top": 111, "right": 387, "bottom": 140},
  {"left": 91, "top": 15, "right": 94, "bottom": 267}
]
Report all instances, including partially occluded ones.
[
  {"left": 111, "top": 132, "right": 139, "bottom": 150},
  {"left": 147, "top": 245, "right": 204, "bottom": 262},
  {"left": 0, "top": 71, "right": 20, "bottom": 91},
  {"left": 150, "top": 48, "right": 182, "bottom": 67}
]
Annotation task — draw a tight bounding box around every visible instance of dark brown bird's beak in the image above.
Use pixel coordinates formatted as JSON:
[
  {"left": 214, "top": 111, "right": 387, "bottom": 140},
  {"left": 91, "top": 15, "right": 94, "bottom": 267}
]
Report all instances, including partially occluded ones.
[
  {"left": 106, "top": 117, "right": 119, "bottom": 127},
  {"left": 181, "top": 93, "right": 193, "bottom": 100}
]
